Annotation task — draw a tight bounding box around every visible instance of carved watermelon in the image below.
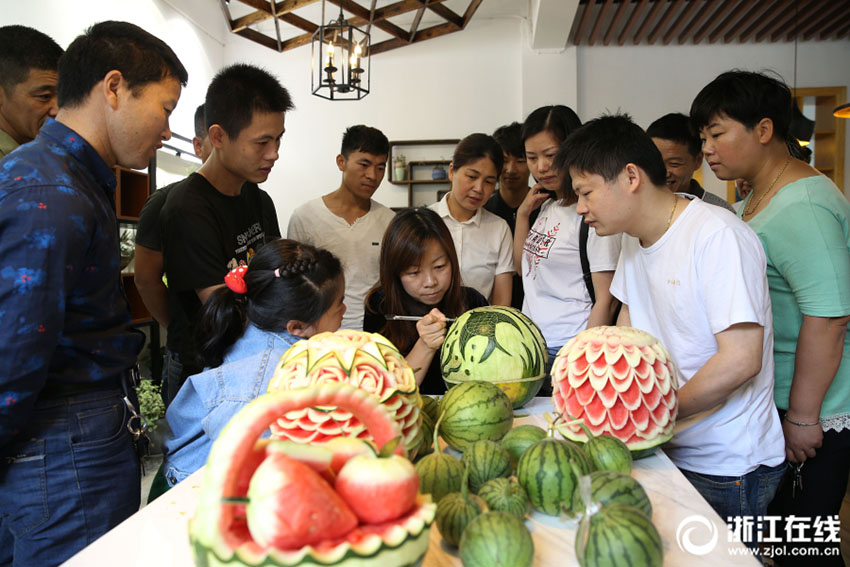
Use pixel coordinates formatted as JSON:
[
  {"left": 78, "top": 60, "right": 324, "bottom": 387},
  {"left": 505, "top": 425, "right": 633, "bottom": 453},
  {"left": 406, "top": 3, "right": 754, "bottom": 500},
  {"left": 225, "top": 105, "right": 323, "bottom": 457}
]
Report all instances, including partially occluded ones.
[
  {"left": 268, "top": 330, "right": 423, "bottom": 456},
  {"left": 440, "top": 306, "right": 548, "bottom": 408},
  {"left": 552, "top": 326, "right": 678, "bottom": 457},
  {"left": 189, "top": 381, "right": 436, "bottom": 567}
]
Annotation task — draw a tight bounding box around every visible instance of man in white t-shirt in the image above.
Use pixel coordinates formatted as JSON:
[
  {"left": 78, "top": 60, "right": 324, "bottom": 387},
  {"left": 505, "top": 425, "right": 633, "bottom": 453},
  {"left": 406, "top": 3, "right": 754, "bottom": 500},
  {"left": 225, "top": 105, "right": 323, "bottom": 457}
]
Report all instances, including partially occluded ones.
[
  {"left": 561, "top": 113, "right": 785, "bottom": 547},
  {"left": 288, "top": 125, "right": 395, "bottom": 330}
]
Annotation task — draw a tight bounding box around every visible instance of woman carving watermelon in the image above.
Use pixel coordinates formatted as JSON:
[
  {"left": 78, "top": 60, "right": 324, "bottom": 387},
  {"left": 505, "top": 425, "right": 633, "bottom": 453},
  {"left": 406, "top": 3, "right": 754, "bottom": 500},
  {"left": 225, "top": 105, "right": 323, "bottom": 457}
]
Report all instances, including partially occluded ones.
[
  {"left": 364, "top": 208, "right": 487, "bottom": 394},
  {"left": 162, "top": 239, "right": 345, "bottom": 487}
]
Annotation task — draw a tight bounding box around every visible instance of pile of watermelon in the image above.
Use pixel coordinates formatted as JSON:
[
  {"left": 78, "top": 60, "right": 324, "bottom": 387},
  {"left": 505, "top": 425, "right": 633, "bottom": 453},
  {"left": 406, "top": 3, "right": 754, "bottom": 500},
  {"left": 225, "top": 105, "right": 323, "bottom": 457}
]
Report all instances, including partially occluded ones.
[
  {"left": 411, "top": 376, "right": 665, "bottom": 567},
  {"left": 189, "top": 381, "right": 436, "bottom": 567}
]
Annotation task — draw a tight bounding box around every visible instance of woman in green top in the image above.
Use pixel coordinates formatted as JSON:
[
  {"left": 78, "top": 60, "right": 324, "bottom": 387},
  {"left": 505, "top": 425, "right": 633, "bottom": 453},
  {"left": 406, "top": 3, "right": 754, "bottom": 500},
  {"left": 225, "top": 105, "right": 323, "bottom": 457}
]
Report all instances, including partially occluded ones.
[{"left": 692, "top": 70, "right": 850, "bottom": 565}]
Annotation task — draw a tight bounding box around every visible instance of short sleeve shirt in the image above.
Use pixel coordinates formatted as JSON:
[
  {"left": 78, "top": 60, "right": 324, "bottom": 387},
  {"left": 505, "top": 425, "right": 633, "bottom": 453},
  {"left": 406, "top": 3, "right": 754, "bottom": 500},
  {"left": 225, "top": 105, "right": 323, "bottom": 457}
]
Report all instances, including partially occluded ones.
[
  {"left": 521, "top": 200, "right": 620, "bottom": 349},
  {"left": 743, "top": 175, "right": 850, "bottom": 422},
  {"left": 287, "top": 197, "right": 395, "bottom": 331}
]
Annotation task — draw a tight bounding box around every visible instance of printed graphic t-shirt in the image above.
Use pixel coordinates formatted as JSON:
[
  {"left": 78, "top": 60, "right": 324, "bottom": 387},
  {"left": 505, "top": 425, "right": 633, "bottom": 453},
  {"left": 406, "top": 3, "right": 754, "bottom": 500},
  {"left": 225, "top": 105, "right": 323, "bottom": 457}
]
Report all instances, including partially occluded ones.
[{"left": 160, "top": 173, "right": 280, "bottom": 362}]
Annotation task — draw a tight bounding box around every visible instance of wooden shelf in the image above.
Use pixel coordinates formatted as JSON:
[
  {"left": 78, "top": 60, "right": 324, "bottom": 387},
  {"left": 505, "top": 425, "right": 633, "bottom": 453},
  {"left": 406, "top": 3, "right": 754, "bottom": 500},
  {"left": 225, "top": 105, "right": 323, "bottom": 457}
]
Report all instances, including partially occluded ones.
[
  {"left": 115, "top": 166, "right": 150, "bottom": 220},
  {"left": 122, "top": 273, "right": 152, "bottom": 323},
  {"left": 389, "top": 140, "right": 458, "bottom": 207}
]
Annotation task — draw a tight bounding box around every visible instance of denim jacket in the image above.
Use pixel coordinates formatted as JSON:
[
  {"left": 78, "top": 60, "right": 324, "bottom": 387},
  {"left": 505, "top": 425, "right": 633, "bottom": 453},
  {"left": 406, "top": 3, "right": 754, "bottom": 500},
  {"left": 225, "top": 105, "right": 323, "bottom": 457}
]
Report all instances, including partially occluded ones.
[{"left": 162, "top": 324, "right": 301, "bottom": 486}]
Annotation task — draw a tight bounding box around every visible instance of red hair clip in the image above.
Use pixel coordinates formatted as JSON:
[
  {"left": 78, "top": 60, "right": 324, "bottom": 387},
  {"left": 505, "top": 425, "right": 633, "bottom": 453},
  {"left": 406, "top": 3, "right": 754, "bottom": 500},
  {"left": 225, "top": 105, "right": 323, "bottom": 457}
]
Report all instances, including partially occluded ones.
[{"left": 224, "top": 265, "right": 248, "bottom": 294}]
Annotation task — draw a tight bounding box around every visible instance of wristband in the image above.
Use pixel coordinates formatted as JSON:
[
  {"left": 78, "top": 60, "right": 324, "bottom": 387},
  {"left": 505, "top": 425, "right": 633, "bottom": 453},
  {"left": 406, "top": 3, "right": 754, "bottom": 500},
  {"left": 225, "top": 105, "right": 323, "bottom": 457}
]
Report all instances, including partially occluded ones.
[{"left": 783, "top": 415, "right": 821, "bottom": 427}]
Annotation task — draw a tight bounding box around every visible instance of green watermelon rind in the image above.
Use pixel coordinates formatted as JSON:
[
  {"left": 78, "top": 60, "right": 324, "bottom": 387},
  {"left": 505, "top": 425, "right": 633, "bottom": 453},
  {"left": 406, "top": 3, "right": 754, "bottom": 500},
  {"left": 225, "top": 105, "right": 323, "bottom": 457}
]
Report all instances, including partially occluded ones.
[
  {"left": 439, "top": 382, "right": 514, "bottom": 452},
  {"left": 434, "top": 491, "right": 487, "bottom": 547},
  {"left": 517, "top": 438, "right": 593, "bottom": 517},
  {"left": 189, "top": 500, "right": 434, "bottom": 567},
  {"left": 560, "top": 428, "right": 673, "bottom": 460},
  {"left": 458, "top": 511, "right": 534, "bottom": 567},
  {"left": 477, "top": 478, "right": 530, "bottom": 519},
  {"left": 459, "top": 440, "right": 512, "bottom": 494},
  {"left": 501, "top": 425, "right": 548, "bottom": 470},
  {"left": 575, "top": 503, "right": 663, "bottom": 567},
  {"left": 414, "top": 452, "right": 464, "bottom": 504},
  {"left": 439, "top": 306, "right": 548, "bottom": 387}
]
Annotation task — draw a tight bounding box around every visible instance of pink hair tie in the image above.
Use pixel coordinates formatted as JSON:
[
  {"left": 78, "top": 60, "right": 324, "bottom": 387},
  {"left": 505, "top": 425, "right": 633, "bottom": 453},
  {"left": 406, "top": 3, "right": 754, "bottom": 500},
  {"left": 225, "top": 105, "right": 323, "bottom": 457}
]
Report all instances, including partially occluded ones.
[
  {"left": 224, "top": 265, "right": 248, "bottom": 294},
  {"left": 274, "top": 268, "right": 282, "bottom": 278}
]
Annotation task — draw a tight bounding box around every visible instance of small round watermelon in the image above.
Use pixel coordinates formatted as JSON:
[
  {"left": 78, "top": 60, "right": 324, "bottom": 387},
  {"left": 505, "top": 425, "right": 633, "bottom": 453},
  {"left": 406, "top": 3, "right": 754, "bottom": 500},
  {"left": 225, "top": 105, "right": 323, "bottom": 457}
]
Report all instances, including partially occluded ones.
[
  {"left": 575, "top": 503, "right": 663, "bottom": 567},
  {"left": 501, "top": 424, "right": 547, "bottom": 470},
  {"left": 460, "top": 440, "right": 512, "bottom": 494},
  {"left": 459, "top": 511, "right": 534, "bottom": 567},
  {"left": 517, "top": 437, "right": 592, "bottom": 517},
  {"left": 478, "top": 477, "right": 529, "bottom": 518},
  {"left": 584, "top": 434, "right": 633, "bottom": 474},
  {"left": 434, "top": 467, "right": 488, "bottom": 547},
  {"left": 440, "top": 306, "right": 548, "bottom": 408},
  {"left": 552, "top": 326, "right": 678, "bottom": 458},
  {"left": 572, "top": 470, "right": 652, "bottom": 518},
  {"left": 439, "top": 381, "right": 513, "bottom": 452},
  {"left": 415, "top": 413, "right": 463, "bottom": 503}
]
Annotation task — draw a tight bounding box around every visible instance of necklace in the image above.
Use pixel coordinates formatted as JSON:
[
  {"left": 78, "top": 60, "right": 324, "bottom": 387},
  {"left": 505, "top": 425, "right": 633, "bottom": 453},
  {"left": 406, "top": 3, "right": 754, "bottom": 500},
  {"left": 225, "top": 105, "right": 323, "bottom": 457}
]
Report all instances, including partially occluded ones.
[
  {"left": 744, "top": 156, "right": 792, "bottom": 217},
  {"left": 664, "top": 194, "right": 678, "bottom": 234}
]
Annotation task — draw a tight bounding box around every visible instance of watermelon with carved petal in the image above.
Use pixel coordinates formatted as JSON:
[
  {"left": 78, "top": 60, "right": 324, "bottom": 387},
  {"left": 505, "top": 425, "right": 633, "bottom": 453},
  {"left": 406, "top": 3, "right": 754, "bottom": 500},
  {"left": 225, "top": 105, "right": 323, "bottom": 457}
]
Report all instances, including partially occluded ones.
[
  {"left": 552, "top": 326, "right": 678, "bottom": 457},
  {"left": 268, "top": 330, "right": 423, "bottom": 456}
]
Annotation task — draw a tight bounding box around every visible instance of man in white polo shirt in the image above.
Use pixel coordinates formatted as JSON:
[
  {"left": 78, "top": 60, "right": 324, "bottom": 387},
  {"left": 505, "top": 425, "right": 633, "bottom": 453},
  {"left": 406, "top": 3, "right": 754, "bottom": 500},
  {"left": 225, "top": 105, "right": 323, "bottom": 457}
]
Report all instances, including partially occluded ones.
[{"left": 559, "top": 113, "right": 785, "bottom": 552}]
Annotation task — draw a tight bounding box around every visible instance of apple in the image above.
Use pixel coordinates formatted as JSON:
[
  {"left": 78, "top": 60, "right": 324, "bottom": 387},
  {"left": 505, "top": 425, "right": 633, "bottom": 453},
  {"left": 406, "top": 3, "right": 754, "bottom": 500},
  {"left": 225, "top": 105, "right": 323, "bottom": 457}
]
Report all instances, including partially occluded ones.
[
  {"left": 246, "top": 452, "right": 357, "bottom": 549},
  {"left": 324, "top": 436, "right": 377, "bottom": 475},
  {"left": 335, "top": 452, "right": 419, "bottom": 524}
]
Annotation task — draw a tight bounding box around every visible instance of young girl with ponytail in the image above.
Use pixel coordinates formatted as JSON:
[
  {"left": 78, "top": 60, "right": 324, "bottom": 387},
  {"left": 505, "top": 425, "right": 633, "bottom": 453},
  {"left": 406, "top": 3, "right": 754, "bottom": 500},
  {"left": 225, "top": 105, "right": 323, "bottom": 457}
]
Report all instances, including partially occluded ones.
[{"left": 162, "top": 239, "right": 345, "bottom": 486}]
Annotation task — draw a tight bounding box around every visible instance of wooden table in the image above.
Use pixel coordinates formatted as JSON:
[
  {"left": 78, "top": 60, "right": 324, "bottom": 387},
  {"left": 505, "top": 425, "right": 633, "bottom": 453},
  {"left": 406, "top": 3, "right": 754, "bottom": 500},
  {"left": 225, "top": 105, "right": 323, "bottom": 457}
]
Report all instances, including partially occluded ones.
[{"left": 63, "top": 398, "right": 759, "bottom": 566}]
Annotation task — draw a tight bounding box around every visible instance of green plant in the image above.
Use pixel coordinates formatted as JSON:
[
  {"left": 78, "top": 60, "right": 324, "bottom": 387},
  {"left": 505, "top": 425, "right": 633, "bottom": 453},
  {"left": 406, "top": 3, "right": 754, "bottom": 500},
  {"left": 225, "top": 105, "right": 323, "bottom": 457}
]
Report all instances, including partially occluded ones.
[{"left": 136, "top": 380, "right": 165, "bottom": 432}]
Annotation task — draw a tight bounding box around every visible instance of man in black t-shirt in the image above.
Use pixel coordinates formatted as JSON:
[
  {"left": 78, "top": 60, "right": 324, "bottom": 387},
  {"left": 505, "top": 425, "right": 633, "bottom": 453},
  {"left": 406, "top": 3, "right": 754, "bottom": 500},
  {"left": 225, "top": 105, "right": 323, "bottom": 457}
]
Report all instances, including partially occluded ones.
[
  {"left": 159, "top": 64, "right": 293, "bottom": 402},
  {"left": 484, "top": 122, "right": 537, "bottom": 309}
]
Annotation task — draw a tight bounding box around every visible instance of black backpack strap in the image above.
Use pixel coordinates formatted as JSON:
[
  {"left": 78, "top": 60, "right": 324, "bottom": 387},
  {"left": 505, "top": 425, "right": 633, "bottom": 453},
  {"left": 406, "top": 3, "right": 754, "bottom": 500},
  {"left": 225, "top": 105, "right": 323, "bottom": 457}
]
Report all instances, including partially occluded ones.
[{"left": 579, "top": 221, "right": 595, "bottom": 304}]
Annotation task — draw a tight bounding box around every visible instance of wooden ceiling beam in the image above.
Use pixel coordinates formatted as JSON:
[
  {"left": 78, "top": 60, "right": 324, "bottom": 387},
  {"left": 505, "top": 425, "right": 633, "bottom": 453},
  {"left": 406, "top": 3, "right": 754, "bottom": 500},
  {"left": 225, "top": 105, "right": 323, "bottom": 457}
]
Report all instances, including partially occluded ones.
[
  {"left": 408, "top": 1, "right": 429, "bottom": 41},
  {"left": 618, "top": 0, "right": 649, "bottom": 46},
  {"left": 633, "top": 0, "right": 667, "bottom": 44},
  {"left": 376, "top": 0, "right": 445, "bottom": 21},
  {"left": 819, "top": 10, "right": 850, "bottom": 39},
  {"left": 708, "top": 0, "right": 748, "bottom": 43},
  {"left": 756, "top": 1, "right": 798, "bottom": 41},
  {"left": 603, "top": 0, "right": 632, "bottom": 46},
  {"left": 772, "top": 0, "right": 817, "bottom": 41},
  {"left": 801, "top": 1, "right": 848, "bottom": 40},
  {"left": 327, "top": 0, "right": 409, "bottom": 41},
  {"left": 589, "top": 0, "right": 615, "bottom": 46},
  {"left": 572, "top": 0, "right": 595, "bottom": 45},
  {"left": 648, "top": 0, "right": 684, "bottom": 45},
  {"left": 678, "top": 0, "right": 714, "bottom": 44},
  {"left": 739, "top": 0, "right": 784, "bottom": 42},
  {"left": 835, "top": 18, "right": 850, "bottom": 39},
  {"left": 232, "top": 0, "right": 319, "bottom": 33},
  {"left": 279, "top": 12, "right": 319, "bottom": 33},
  {"left": 234, "top": 27, "right": 282, "bottom": 51},
  {"left": 370, "top": 21, "right": 457, "bottom": 54},
  {"left": 662, "top": 0, "right": 701, "bottom": 45},
  {"left": 724, "top": 0, "right": 774, "bottom": 43},
  {"left": 461, "top": 0, "right": 483, "bottom": 28},
  {"left": 427, "top": 3, "right": 464, "bottom": 29},
  {"left": 693, "top": 0, "right": 738, "bottom": 43}
]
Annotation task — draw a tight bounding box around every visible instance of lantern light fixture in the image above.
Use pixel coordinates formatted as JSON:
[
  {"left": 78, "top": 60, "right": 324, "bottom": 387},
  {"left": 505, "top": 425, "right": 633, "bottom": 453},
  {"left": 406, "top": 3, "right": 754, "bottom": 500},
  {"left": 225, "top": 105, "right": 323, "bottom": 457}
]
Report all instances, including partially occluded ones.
[{"left": 311, "top": 0, "right": 370, "bottom": 101}]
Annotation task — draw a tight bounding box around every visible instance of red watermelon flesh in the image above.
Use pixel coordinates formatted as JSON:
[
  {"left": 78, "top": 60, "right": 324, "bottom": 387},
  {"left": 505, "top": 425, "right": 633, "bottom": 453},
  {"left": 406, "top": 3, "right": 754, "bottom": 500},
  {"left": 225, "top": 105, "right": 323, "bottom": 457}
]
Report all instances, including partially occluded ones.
[{"left": 553, "top": 326, "right": 678, "bottom": 454}]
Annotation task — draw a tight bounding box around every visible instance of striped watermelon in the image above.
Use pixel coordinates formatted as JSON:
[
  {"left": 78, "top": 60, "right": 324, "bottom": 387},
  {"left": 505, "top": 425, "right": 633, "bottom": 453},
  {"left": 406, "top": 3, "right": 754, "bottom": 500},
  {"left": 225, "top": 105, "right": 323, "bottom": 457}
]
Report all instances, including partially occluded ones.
[
  {"left": 575, "top": 503, "right": 663, "bottom": 567},
  {"left": 478, "top": 477, "right": 529, "bottom": 519},
  {"left": 584, "top": 434, "right": 633, "bottom": 474},
  {"left": 459, "top": 511, "right": 534, "bottom": 567},
  {"left": 268, "top": 330, "right": 423, "bottom": 456},
  {"left": 439, "top": 381, "right": 513, "bottom": 452},
  {"left": 501, "top": 424, "right": 547, "bottom": 470},
  {"left": 189, "top": 381, "right": 436, "bottom": 567},
  {"left": 434, "top": 467, "right": 488, "bottom": 547},
  {"left": 460, "top": 440, "right": 512, "bottom": 494},
  {"left": 517, "top": 438, "right": 592, "bottom": 516},
  {"left": 553, "top": 326, "right": 678, "bottom": 458},
  {"left": 414, "top": 412, "right": 464, "bottom": 503},
  {"left": 440, "top": 306, "right": 548, "bottom": 408},
  {"left": 572, "top": 470, "right": 652, "bottom": 518}
]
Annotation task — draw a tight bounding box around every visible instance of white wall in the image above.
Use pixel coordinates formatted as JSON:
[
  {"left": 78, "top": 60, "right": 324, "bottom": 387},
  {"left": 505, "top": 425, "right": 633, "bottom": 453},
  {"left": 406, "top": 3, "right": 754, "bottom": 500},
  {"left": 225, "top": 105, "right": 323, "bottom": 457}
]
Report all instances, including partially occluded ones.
[
  {"left": 5, "top": 3, "right": 850, "bottom": 222},
  {"left": 577, "top": 40, "right": 850, "bottom": 199}
]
